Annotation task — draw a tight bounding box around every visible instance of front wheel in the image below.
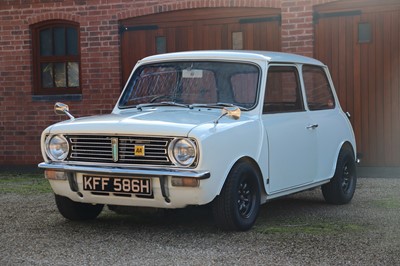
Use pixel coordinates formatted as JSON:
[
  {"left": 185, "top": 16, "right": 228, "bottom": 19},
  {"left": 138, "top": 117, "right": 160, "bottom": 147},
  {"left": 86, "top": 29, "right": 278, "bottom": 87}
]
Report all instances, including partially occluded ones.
[
  {"left": 55, "top": 194, "right": 104, "bottom": 220},
  {"left": 212, "top": 161, "right": 261, "bottom": 231},
  {"left": 322, "top": 147, "right": 357, "bottom": 205}
]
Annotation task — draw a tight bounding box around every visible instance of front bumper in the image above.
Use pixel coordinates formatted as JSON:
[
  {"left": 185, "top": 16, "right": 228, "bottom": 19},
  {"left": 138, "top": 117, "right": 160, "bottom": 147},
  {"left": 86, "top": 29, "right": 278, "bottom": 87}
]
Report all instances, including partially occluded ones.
[{"left": 38, "top": 162, "right": 210, "bottom": 205}]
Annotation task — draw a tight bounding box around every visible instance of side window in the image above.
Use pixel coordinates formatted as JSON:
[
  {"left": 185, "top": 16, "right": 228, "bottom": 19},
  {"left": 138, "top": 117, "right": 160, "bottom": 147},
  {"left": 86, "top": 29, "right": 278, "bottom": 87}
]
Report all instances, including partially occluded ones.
[
  {"left": 263, "top": 66, "right": 304, "bottom": 114},
  {"left": 302, "top": 65, "right": 335, "bottom": 110},
  {"left": 31, "top": 20, "right": 81, "bottom": 95}
]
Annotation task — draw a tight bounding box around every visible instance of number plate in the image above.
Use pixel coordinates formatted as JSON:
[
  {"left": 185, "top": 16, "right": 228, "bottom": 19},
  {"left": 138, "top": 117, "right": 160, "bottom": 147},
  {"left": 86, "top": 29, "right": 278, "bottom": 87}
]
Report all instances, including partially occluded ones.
[{"left": 83, "top": 175, "right": 152, "bottom": 195}]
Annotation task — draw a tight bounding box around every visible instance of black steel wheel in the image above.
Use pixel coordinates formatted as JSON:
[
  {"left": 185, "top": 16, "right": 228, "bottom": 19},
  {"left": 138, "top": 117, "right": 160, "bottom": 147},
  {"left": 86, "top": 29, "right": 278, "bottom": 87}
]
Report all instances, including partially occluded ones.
[
  {"left": 212, "top": 160, "right": 261, "bottom": 231},
  {"left": 55, "top": 194, "right": 104, "bottom": 221},
  {"left": 322, "top": 147, "right": 357, "bottom": 205},
  {"left": 237, "top": 177, "right": 257, "bottom": 219}
]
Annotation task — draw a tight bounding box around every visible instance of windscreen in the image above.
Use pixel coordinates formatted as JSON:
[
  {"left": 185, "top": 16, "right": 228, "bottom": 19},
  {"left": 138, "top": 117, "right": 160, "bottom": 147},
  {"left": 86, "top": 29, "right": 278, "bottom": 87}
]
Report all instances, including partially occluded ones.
[{"left": 118, "top": 61, "right": 260, "bottom": 109}]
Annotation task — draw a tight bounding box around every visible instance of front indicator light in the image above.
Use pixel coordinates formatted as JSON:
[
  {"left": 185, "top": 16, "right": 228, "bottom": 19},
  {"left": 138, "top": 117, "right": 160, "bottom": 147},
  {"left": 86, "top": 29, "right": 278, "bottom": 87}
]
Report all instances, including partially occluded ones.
[
  {"left": 45, "top": 170, "right": 67, "bottom": 180},
  {"left": 171, "top": 177, "right": 199, "bottom": 187}
]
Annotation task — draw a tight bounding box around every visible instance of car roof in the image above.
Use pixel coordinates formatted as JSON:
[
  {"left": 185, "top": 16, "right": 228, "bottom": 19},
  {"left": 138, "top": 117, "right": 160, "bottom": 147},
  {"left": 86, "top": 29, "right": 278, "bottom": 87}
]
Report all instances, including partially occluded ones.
[{"left": 140, "top": 50, "right": 325, "bottom": 66}]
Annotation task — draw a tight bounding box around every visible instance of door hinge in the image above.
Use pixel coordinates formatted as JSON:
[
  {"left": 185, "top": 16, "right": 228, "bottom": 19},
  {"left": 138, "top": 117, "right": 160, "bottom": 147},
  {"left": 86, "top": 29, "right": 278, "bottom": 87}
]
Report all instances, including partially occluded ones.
[
  {"left": 313, "top": 10, "right": 361, "bottom": 24},
  {"left": 119, "top": 24, "right": 158, "bottom": 34}
]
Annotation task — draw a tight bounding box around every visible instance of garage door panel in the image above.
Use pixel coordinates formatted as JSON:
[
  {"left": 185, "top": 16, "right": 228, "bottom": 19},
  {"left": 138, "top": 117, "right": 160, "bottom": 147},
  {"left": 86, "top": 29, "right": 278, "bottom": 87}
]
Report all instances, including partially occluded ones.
[
  {"left": 243, "top": 23, "right": 254, "bottom": 49},
  {"left": 121, "top": 30, "right": 148, "bottom": 82},
  {"left": 201, "top": 24, "right": 224, "bottom": 50},
  {"left": 390, "top": 11, "right": 400, "bottom": 165},
  {"left": 385, "top": 11, "right": 400, "bottom": 165},
  {"left": 175, "top": 27, "right": 195, "bottom": 51},
  {"left": 165, "top": 28, "right": 176, "bottom": 52},
  {"left": 315, "top": 4, "right": 400, "bottom": 166}
]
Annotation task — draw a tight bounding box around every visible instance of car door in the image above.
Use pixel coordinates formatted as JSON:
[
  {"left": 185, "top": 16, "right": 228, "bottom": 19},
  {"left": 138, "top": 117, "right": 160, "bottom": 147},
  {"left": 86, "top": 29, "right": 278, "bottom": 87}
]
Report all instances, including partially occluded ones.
[
  {"left": 302, "top": 65, "right": 345, "bottom": 181},
  {"left": 262, "top": 65, "right": 318, "bottom": 193}
]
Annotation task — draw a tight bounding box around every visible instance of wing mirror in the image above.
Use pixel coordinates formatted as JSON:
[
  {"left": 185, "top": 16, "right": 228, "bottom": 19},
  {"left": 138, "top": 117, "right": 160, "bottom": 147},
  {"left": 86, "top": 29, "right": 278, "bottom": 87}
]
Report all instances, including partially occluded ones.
[
  {"left": 54, "top": 102, "right": 75, "bottom": 120},
  {"left": 214, "top": 107, "right": 241, "bottom": 125},
  {"left": 223, "top": 107, "right": 241, "bottom": 120}
]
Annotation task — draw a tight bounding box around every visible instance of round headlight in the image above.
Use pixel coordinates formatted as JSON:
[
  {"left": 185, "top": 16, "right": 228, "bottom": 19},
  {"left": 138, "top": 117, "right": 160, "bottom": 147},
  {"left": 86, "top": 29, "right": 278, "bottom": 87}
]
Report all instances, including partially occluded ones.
[
  {"left": 46, "top": 135, "right": 69, "bottom": 161},
  {"left": 169, "top": 138, "right": 197, "bottom": 167}
]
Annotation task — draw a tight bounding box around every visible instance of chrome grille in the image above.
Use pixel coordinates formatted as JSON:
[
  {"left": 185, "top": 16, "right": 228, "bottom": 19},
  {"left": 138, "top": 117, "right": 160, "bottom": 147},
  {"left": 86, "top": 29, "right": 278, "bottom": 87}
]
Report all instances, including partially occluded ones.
[{"left": 67, "top": 135, "right": 173, "bottom": 166}]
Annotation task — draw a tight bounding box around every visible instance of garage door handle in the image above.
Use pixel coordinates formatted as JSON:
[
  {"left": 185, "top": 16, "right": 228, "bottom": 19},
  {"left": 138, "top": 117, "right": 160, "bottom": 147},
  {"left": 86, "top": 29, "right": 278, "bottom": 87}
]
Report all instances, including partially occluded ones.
[{"left": 306, "top": 124, "right": 319, "bottom": 129}]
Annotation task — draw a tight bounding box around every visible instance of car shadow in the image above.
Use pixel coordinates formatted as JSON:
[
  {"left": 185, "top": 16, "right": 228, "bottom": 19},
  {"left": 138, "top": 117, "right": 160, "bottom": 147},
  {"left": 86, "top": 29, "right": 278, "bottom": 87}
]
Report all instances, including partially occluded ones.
[{"left": 51, "top": 188, "right": 331, "bottom": 234}]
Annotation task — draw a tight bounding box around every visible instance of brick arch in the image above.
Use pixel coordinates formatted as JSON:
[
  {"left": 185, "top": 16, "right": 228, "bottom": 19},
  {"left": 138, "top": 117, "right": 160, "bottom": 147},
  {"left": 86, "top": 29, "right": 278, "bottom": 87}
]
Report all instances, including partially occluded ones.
[
  {"left": 116, "top": 0, "right": 281, "bottom": 21},
  {"left": 26, "top": 12, "right": 81, "bottom": 26}
]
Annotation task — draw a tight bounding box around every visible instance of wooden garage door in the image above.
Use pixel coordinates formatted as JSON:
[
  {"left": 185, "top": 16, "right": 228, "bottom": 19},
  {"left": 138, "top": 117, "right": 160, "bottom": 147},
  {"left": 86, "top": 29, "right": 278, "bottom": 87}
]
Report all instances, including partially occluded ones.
[
  {"left": 120, "top": 8, "right": 281, "bottom": 83},
  {"left": 314, "top": 1, "right": 400, "bottom": 166}
]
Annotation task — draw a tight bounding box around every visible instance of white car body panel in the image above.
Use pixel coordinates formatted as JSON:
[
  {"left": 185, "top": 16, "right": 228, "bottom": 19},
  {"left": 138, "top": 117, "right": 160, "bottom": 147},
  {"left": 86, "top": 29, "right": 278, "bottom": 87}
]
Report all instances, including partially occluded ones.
[
  {"left": 263, "top": 111, "right": 318, "bottom": 193},
  {"left": 39, "top": 50, "right": 356, "bottom": 210}
]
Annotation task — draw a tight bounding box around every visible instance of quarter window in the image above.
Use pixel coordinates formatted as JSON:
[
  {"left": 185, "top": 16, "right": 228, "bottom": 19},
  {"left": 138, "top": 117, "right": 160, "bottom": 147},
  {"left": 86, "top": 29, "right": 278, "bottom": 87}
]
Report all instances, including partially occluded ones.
[
  {"left": 302, "top": 65, "right": 335, "bottom": 110},
  {"left": 31, "top": 20, "right": 81, "bottom": 95},
  {"left": 263, "top": 66, "right": 304, "bottom": 114}
]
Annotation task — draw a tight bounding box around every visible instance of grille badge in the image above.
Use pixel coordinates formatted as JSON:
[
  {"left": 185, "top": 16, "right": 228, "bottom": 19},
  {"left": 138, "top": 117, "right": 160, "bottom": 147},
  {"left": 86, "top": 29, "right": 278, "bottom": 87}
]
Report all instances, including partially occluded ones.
[
  {"left": 111, "top": 138, "right": 119, "bottom": 162},
  {"left": 134, "top": 145, "right": 145, "bottom": 156}
]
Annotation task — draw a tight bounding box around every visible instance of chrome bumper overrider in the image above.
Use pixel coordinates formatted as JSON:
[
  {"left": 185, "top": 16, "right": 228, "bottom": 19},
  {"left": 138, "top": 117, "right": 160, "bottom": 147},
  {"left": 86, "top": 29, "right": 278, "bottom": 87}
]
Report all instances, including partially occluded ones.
[{"left": 38, "top": 162, "right": 210, "bottom": 203}]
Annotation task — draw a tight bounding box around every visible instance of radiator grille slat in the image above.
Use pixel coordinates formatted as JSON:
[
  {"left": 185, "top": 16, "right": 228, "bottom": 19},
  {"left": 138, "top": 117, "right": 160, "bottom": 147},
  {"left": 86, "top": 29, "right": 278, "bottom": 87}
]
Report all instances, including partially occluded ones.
[{"left": 66, "top": 135, "right": 173, "bottom": 166}]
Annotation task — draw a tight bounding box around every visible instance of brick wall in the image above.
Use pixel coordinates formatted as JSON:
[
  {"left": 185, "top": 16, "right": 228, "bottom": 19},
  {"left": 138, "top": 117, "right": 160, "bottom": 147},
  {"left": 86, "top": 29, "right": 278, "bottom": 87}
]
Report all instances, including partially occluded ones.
[
  {"left": 0, "top": 0, "right": 337, "bottom": 165},
  {"left": 281, "top": 0, "right": 336, "bottom": 56}
]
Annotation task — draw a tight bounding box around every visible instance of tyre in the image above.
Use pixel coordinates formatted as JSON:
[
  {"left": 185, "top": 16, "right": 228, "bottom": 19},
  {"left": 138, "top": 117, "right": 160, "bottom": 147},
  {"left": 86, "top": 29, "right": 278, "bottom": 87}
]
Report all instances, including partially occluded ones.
[
  {"left": 212, "top": 161, "right": 261, "bottom": 231},
  {"left": 322, "top": 147, "right": 357, "bottom": 205},
  {"left": 55, "top": 194, "right": 104, "bottom": 220}
]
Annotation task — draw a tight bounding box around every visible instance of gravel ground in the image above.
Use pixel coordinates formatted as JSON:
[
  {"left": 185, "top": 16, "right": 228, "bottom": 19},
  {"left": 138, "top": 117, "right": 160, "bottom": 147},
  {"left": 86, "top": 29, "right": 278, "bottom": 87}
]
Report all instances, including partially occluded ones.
[{"left": 0, "top": 170, "right": 399, "bottom": 266}]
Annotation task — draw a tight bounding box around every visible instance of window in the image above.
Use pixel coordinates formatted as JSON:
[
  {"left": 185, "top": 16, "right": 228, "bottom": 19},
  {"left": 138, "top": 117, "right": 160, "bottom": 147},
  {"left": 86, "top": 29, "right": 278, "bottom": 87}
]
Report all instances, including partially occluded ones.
[
  {"left": 31, "top": 20, "right": 81, "bottom": 95},
  {"left": 231, "top": 72, "right": 258, "bottom": 107},
  {"left": 232, "top": 32, "right": 243, "bottom": 50},
  {"left": 302, "top": 65, "right": 335, "bottom": 110},
  {"left": 358, "top": 22, "right": 372, "bottom": 43},
  {"left": 156, "top": 36, "right": 167, "bottom": 54},
  {"left": 263, "top": 66, "right": 304, "bottom": 114},
  {"left": 119, "top": 61, "right": 259, "bottom": 110}
]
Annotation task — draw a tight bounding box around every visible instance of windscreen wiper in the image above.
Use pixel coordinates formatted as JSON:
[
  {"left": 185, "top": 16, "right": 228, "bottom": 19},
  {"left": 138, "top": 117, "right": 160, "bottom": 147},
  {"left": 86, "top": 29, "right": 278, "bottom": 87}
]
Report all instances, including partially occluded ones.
[
  {"left": 136, "top": 101, "right": 190, "bottom": 110},
  {"left": 189, "top": 102, "right": 249, "bottom": 111}
]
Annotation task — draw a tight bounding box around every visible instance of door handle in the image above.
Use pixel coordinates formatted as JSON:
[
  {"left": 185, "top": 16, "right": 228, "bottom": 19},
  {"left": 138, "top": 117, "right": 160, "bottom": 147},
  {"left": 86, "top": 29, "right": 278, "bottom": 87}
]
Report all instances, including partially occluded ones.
[{"left": 306, "top": 124, "right": 319, "bottom": 129}]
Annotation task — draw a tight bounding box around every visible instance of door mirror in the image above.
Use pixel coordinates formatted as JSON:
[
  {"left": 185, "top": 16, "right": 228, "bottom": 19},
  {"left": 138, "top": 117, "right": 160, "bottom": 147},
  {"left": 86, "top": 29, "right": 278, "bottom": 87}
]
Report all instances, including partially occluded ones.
[
  {"left": 222, "top": 107, "right": 241, "bottom": 120},
  {"left": 54, "top": 102, "right": 75, "bottom": 120}
]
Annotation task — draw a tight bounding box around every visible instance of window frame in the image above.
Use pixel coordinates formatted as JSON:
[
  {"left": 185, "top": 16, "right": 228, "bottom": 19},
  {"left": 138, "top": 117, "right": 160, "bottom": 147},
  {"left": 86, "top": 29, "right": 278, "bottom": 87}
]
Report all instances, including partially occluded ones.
[
  {"left": 31, "top": 20, "right": 81, "bottom": 95},
  {"left": 302, "top": 64, "right": 336, "bottom": 111},
  {"left": 263, "top": 64, "right": 305, "bottom": 114}
]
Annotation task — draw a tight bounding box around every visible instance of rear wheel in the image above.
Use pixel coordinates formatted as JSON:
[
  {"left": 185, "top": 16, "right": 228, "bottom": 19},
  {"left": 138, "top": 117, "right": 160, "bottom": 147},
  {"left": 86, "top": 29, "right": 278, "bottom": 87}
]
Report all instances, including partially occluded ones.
[
  {"left": 55, "top": 194, "right": 104, "bottom": 220},
  {"left": 212, "top": 161, "right": 261, "bottom": 231},
  {"left": 322, "top": 147, "right": 357, "bottom": 204}
]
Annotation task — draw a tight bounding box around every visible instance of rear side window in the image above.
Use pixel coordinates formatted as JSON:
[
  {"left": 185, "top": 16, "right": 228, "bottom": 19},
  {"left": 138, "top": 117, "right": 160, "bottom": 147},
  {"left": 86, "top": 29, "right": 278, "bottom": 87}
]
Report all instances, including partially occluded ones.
[
  {"left": 302, "top": 65, "right": 335, "bottom": 110},
  {"left": 263, "top": 66, "right": 304, "bottom": 114}
]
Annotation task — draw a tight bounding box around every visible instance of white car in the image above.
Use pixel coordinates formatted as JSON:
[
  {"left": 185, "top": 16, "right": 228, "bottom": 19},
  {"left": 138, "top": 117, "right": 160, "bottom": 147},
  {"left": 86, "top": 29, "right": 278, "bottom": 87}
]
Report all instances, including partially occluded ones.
[{"left": 39, "top": 50, "right": 357, "bottom": 231}]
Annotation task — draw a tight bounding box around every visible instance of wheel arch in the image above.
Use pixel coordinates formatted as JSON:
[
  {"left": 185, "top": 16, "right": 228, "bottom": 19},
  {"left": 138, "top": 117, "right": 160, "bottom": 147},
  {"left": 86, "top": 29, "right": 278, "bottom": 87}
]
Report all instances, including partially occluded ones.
[
  {"left": 211, "top": 156, "right": 264, "bottom": 230},
  {"left": 322, "top": 140, "right": 357, "bottom": 205},
  {"left": 341, "top": 141, "right": 355, "bottom": 156},
  {"left": 217, "top": 156, "right": 267, "bottom": 200},
  {"left": 338, "top": 141, "right": 356, "bottom": 165},
  {"left": 331, "top": 140, "right": 357, "bottom": 178}
]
